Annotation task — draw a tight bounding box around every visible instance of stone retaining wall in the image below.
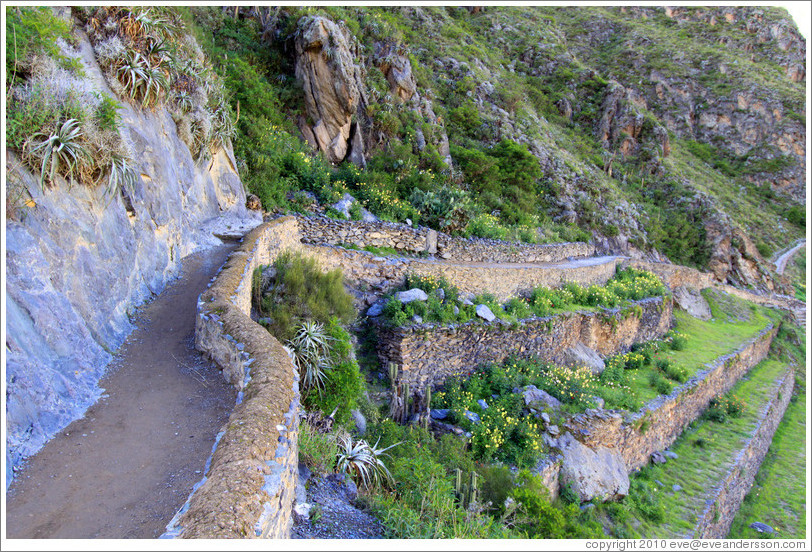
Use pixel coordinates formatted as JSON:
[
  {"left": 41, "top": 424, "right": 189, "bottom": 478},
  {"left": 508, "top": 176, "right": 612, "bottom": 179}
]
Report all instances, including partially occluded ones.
[
  {"left": 297, "top": 214, "right": 595, "bottom": 263},
  {"left": 624, "top": 259, "right": 804, "bottom": 312},
  {"left": 693, "top": 367, "right": 795, "bottom": 539},
  {"left": 307, "top": 244, "right": 622, "bottom": 303},
  {"left": 564, "top": 323, "right": 780, "bottom": 472},
  {"left": 164, "top": 217, "right": 303, "bottom": 539},
  {"left": 375, "top": 297, "right": 673, "bottom": 391}
]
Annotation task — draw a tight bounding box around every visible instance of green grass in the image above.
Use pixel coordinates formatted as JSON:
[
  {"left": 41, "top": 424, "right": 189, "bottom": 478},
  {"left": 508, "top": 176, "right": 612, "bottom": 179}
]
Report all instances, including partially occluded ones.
[
  {"left": 727, "top": 325, "right": 806, "bottom": 539},
  {"left": 726, "top": 390, "right": 807, "bottom": 539},
  {"left": 611, "top": 290, "right": 779, "bottom": 408},
  {"left": 624, "top": 358, "right": 792, "bottom": 538}
]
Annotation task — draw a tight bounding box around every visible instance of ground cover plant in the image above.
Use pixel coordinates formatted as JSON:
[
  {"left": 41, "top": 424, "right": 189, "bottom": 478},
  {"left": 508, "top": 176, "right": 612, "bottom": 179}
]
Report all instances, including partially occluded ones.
[
  {"left": 727, "top": 324, "right": 806, "bottom": 539},
  {"left": 252, "top": 251, "right": 361, "bottom": 424},
  {"left": 600, "top": 331, "right": 799, "bottom": 538},
  {"left": 380, "top": 266, "right": 667, "bottom": 327}
]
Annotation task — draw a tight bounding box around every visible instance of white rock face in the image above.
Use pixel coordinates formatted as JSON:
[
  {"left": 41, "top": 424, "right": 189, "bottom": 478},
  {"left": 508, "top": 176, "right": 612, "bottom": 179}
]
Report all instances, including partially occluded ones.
[
  {"left": 672, "top": 285, "right": 712, "bottom": 320},
  {"left": 475, "top": 304, "right": 496, "bottom": 322},
  {"left": 563, "top": 342, "right": 606, "bottom": 374},
  {"left": 4, "top": 32, "right": 260, "bottom": 480},
  {"left": 558, "top": 433, "right": 630, "bottom": 502},
  {"left": 396, "top": 288, "right": 429, "bottom": 304}
]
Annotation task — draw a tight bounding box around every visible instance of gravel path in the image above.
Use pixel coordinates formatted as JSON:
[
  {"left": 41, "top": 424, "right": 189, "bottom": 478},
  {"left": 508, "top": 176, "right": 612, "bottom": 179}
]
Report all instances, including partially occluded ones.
[
  {"left": 5, "top": 244, "right": 237, "bottom": 539},
  {"left": 292, "top": 473, "right": 384, "bottom": 539},
  {"left": 773, "top": 240, "right": 806, "bottom": 275}
]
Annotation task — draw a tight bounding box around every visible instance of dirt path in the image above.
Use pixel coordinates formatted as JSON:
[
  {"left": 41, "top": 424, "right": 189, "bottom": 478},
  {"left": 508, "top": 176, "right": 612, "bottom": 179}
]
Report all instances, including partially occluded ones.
[
  {"left": 5, "top": 244, "right": 237, "bottom": 539},
  {"left": 773, "top": 239, "right": 806, "bottom": 275}
]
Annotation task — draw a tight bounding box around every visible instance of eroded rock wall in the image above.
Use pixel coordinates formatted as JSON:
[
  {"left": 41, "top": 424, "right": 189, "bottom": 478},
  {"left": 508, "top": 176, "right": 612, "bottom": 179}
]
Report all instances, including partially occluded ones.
[{"left": 5, "top": 30, "right": 259, "bottom": 479}]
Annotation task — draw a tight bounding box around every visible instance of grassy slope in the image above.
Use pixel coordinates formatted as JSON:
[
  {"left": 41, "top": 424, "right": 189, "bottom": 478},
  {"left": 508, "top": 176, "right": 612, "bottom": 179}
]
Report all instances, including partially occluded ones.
[
  {"left": 727, "top": 324, "right": 807, "bottom": 539},
  {"left": 628, "top": 358, "right": 791, "bottom": 538},
  {"left": 625, "top": 292, "right": 779, "bottom": 405}
]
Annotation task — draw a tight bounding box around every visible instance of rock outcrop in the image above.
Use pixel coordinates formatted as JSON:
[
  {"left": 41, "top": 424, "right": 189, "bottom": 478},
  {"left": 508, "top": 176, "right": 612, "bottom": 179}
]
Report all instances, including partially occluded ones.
[
  {"left": 5, "top": 29, "right": 260, "bottom": 480},
  {"left": 558, "top": 432, "right": 630, "bottom": 502},
  {"left": 294, "top": 16, "right": 367, "bottom": 165}
]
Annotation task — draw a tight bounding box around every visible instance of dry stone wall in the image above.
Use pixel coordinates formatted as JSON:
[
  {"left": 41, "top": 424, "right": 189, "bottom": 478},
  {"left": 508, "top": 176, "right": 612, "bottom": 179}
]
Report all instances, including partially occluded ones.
[
  {"left": 375, "top": 297, "right": 672, "bottom": 391},
  {"left": 693, "top": 367, "right": 795, "bottom": 539},
  {"left": 306, "top": 244, "right": 621, "bottom": 303},
  {"left": 165, "top": 217, "right": 303, "bottom": 539},
  {"left": 564, "top": 323, "right": 780, "bottom": 471},
  {"left": 624, "top": 259, "right": 804, "bottom": 312},
  {"left": 297, "top": 214, "right": 594, "bottom": 263}
]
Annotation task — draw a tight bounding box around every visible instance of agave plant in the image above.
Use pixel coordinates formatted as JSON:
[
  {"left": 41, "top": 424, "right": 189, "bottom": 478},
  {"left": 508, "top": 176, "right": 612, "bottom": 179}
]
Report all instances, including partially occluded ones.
[
  {"left": 116, "top": 50, "right": 168, "bottom": 108},
  {"left": 285, "top": 320, "right": 333, "bottom": 395},
  {"left": 172, "top": 90, "right": 194, "bottom": 113},
  {"left": 120, "top": 7, "right": 178, "bottom": 41},
  {"left": 27, "top": 119, "right": 89, "bottom": 188},
  {"left": 105, "top": 153, "right": 138, "bottom": 199},
  {"left": 208, "top": 104, "right": 236, "bottom": 149},
  {"left": 335, "top": 433, "right": 398, "bottom": 489}
]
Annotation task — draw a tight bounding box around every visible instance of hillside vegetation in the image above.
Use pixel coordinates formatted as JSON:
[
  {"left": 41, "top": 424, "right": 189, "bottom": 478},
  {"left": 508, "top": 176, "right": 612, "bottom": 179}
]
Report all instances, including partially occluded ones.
[{"left": 6, "top": 6, "right": 805, "bottom": 289}]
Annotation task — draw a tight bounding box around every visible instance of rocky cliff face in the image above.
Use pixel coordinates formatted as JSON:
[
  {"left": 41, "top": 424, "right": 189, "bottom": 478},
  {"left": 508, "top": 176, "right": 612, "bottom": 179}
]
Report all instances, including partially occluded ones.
[
  {"left": 5, "top": 27, "right": 259, "bottom": 480},
  {"left": 275, "top": 6, "right": 802, "bottom": 292}
]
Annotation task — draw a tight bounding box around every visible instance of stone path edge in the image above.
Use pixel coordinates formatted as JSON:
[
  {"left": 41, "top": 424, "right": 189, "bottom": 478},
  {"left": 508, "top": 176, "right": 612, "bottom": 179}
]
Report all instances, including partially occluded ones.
[{"left": 161, "top": 216, "right": 303, "bottom": 539}]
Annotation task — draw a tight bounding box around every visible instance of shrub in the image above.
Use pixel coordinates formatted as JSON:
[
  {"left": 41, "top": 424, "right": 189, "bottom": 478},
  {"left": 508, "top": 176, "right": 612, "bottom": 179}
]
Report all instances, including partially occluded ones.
[
  {"left": 664, "top": 362, "right": 689, "bottom": 383},
  {"left": 298, "top": 419, "right": 339, "bottom": 475},
  {"left": 6, "top": 6, "right": 75, "bottom": 81},
  {"left": 258, "top": 251, "right": 355, "bottom": 342},
  {"left": 511, "top": 470, "right": 603, "bottom": 538},
  {"left": 309, "top": 319, "right": 365, "bottom": 425},
  {"left": 707, "top": 393, "right": 746, "bottom": 423},
  {"left": 286, "top": 320, "right": 332, "bottom": 397},
  {"left": 335, "top": 432, "right": 397, "bottom": 489},
  {"left": 560, "top": 482, "right": 579, "bottom": 505},
  {"left": 668, "top": 331, "right": 688, "bottom": 351}
]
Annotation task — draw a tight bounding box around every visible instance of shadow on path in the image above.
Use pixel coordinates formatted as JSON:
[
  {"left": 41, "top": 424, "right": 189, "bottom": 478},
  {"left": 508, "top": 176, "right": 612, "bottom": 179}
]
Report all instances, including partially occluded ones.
[{"left": 6, "top": 244, "right": 237, "bottom": 539}]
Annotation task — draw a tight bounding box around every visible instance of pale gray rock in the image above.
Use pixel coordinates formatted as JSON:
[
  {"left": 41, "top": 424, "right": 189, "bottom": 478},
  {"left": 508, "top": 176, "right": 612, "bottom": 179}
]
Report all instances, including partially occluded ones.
[
  {"left": 563, "top": 342, "right": 606, "bottom": 374},
  {"left": 396, "top": 288, "right": 428, "bottom": 304},
  {"left": 673, "top": 286, "right": 712, "bottom": 320},
  {"left": 522, "top": 385, "right": 562, "bottom": 410},
  {"left": 559, "top": 433, "right": 630, "bottom": 502},
  {"left": 475, "top": 304, "right": 496, "bottom": 322},
  {"left": 749, "top": 522, "right": 775, "bottom": 534},
  {"left": 366, "top": 301, "right": 385, "bottom": 317}
]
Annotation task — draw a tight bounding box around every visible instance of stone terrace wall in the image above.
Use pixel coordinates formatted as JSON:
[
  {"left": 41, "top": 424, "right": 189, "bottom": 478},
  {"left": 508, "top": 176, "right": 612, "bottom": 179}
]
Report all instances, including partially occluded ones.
[
  {"left": 296, "top": 214, "right": 595, "bottom": 263},
  {"left": 306, "top": 244, "right": 622, "bottom": 303},
  {"left": 164, "top": 217, "right": 303, "bottom": 539},
  {"left": 625, "top": 259, "right": 804, "bottom": 312},
  {"left": 694, "top": 367, "right": 795, "bottom": 539},
  {"left": 375, "top": 297, "right": 672, "bottom": 391},
  {"left": 564, "top": 323, "right": 780, "bottom": 472}
]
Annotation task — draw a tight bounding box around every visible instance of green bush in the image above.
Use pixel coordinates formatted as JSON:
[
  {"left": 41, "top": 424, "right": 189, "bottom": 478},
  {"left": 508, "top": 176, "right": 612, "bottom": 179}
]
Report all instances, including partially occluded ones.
[
  {"left": 257, "top": 251, "right": 355, "bottom": 342},
  {"left": 6, "top": 7, "right": 75, "bottom": 81},
  {"left": 511, "top": 470, "right": 603, "bottom": 538},
  {"left": 307, "top": 319, "right": 365, "bottom": 425},
  {"left": 298, "top": 419, "right": 339, "bottom": 475},
  {"left": 786, "top": 205, "right": 806, "bottom": 228}
]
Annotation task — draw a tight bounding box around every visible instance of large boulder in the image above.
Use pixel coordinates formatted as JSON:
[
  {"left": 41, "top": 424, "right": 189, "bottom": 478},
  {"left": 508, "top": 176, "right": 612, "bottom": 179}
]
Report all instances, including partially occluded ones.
[
  {"left": 672, "top": 286, "right": 712, "bottom": 320},
  {"left": 558, "top": 432, "right": 629, "bottom": 503},
  {"left": 373, "top": 41, "right": 417, "bottom": 102},
  {"left": 521, "top": 385, "right": 562, "bottom": 411},
  {"left": 562, "top": 342, "right": 605, "bottom": 374},
  {"left": 395, "top": 288, "right": 428, "bottom": 304},
  {"left": 294, "top": 16, "right": 366, "bottom": 164}
]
